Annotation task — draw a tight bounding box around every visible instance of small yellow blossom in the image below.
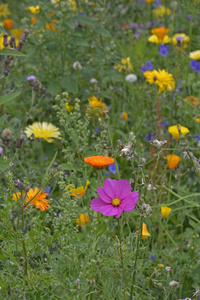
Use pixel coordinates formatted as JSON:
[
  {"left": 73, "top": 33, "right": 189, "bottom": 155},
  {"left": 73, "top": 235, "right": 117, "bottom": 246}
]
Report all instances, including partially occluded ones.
[
  {"left": 190, "top": 50, "right": 200, "bottom": 61},
  {"left": 153, "top": 5, "right": 171, "bottom": 18},
  {"left": 158, "top": 264, "right": 164, "bottom": 268},
  {"left": 0, "top": 3, "right": 11, "bottom": 18},
  {"left": 168, "top": 125, "right": 189, "bottom": 140},
  {"left": 194, "top": 117, "right": 200, "bottom": 123},
  {"left": 142, "top": 223, "right": 151, "bottom": 239},
  {"left": 167, "top": 155, "right": 180, "bottom": 170},
  {"left": 87, "top": 96, "right": 106, "bottom": 117},
  {"left": 146, "top": 0, "right": 154, "bottom": 4},
  {"left": 116, "top": 57, "right": 133, "bottom": 72},
  {"left": 69, "top": 0, "right": 77, "bottom": 10},
  {"left": 172, "top": 33, "right": 190, "bottom": 52},
  {"left": 12, "top": 192, "right": 22, "bottom": 201},
  {"left": 185, "top": 96, "right": 200, "bottom": 107},
  {"left": 65, "top": 102, "right": 74, "bottom": 112},
  {"left": 28, "top": 5, "right": 40, "bottom": 14},
  {"left": 123, "top": 112, "right": 128, "bottom": 120},
  {"left": 65, "top": 181, "right": 90, "bottom": 197},
  {"left": 161, "top": 206, "right": 171, "bottom": 218}
]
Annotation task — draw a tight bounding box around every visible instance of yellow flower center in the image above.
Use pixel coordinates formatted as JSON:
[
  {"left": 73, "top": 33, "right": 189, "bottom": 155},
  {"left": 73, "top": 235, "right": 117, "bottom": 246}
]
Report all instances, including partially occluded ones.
[{"left": 112, "top": 197, "right": 121, "bottom": 207}]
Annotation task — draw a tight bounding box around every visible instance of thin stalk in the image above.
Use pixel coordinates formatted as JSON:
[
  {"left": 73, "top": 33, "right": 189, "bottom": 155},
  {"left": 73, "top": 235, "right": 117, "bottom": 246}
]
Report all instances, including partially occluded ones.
[
  {"left": 21, "top": 208, "right": 28, "bottom": 279},
  {"left": 118, "top": 218, "right": 126, "bottom": 300}
]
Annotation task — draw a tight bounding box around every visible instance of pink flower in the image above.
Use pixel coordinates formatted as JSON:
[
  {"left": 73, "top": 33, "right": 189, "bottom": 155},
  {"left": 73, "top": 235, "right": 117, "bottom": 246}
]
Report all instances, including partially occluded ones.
[{"left": 90, "top": 179, "right": 139, "bottom": 218}]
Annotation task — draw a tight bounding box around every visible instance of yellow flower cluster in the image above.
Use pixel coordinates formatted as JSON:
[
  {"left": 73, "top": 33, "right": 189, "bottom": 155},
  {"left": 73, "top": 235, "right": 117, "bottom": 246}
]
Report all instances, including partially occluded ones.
[{"left": 115, "top": 57, "right": 133, "bottom": 72}]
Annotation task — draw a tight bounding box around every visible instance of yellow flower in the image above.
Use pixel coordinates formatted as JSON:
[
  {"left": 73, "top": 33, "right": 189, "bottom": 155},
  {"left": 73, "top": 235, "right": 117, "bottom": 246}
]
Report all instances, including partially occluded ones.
[
  {"left": 168, "top": 125, "right": 189, "bottom": 140},
  {"left": 172, "top": 33, "right": 190, "bottom": 52},
  {"left": 69, "top": 0, "right": 77, "bottom": 10},
  {"left": 148, "top": 35, "right": 170, "bottom": 44},
  {"left": 76, "top": 213, "right": 89, "bottom": 227},
  {"left": 87, "top": 96, "right": 106, "bottom": 117},
  {"left": 25, "top": 122, "right": 61, "bottom": 143},
  {"left": 158, "top": 264, "right": 164, "bottom": 268},
  {"left": 161, "top": 206, "right": 171, "bottom": 218},
  {"left": 12, "top": 192, "right": 22, "bottom": 201},
  {"left": 146, "top": 0, "right": 154, "bottom": 4},
  {"left": 116, "top": 57, "right": 133, "bottom": 72},
  {"left": 65, "top": 102, "right": 74, "bottom": 112},
  {"left": 0, "top": 3, "right": 11, "bottom": 18},
  {"left": 26, "top": 188, "right": 50, "bottom": 211},
  {"left": 167, "top": 155, "right": 180, "bottom": 170},
  {"left": 144, "top": 69, "right": 175, "bottom": 93},
  {"left": 190, "top": 50, "right": 200, "bottom": 61},
  {"left": 194, "top": 117, "right": 200, "bottom": 123},
  {"left": 142, "top": 223, "right": 151, "bottom": 239},
  {"left": 65, "top": 181, "right": 90, "bottom": 197},
  {"left": 153, "top": 5, "right": 171, "bottom": 18},
  {"left": 28, "top": 5, "right": 40, "bottom": 14},
  {"left": 185, "top": 96, "right": 200, "bottom": 107},
  {"left": 123, "top": 112, "right": 128, "bottom": 120}
]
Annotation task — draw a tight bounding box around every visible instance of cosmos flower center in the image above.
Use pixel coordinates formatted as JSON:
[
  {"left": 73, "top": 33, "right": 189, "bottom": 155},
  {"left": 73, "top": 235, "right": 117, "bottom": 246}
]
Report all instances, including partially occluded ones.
[{"left": 112, "top": 197, "right": 121, "bottom": 206}]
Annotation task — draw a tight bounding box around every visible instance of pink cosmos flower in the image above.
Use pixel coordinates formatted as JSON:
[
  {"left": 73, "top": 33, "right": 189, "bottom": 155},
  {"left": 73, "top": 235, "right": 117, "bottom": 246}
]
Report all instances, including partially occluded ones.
[{"left": 90, "top": 179, "right": 139, "bottom": 218}]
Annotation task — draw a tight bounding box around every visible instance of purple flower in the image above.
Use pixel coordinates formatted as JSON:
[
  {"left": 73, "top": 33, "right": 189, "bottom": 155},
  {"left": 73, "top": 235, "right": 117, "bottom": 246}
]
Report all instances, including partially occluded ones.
[
  {"left": 0, "top": 146, "right": 3, "bottom": 157},
  {"left": 108, "top": 162, "right": 118, "bottom": 174},
  {"left": 141, "top": 61, "right": 154, "bottom": 73},
  {"left": 46, "top": 187, "right": 51, "bottom": 194},
  {"left": 139, "top": 24, "right": 145, "bottom": 29},
  {"left": 145, "top": 133, "right": 155, "bottom": 142},
  {"left": 161, "top": 120, "right": 168, "bottom": 127},
  {"left": 129, "top": 22, "right": 138, "bottom": 30},
  {"left": 149, "top": 254, "right": 156, "bottom": 261},
  {"left": 95, "top": 127, "right": 100, "bottom": 135},
  {"left": 90, "top": 179, "right": 139, "bottom": 218},
  {"left": 159, "top": 44, "right": 169, "bottom": 57},
  {"left": 190, "top": 60, "right": 200, "bottom": 73},
  {"left": 155, "top": 0, "right": 162, "bottom": 4},
  {"left": 193, "top": 134, "right": 200, "bottom": 141},
  {"left": 135, "top": 31, "right": 140, "bottom": 39},
  {"left": 27, "top": 75, "right": 36, "bottom": 81}
]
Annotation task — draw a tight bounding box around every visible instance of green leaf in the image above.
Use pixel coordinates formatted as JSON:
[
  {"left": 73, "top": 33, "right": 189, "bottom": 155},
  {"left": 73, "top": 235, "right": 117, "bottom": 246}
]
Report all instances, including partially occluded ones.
[
  {"left": 94, "top": 27, "right": 111, "bottom": 37},
  {"left": 0, "top": 115, "right": 6, "bottom": 127},
  {"left": 96, "top": 222, "right": 107, "bottom": 238},
  {"left": 71, "top": 38, "right": 89, "bottom": 47},
  {"left": 60, "top": 74, "right": 78, "bottom": 94},
  {"left": 66, "top": 20, "right": 75, "bottom": 30},
  {"left": 0, "top": 91, "right": 21, "bottom": 105},
  {"left": 0, "top": 157, "right": 12, "bottom": 171},
  {"left": 60, "top": 163, "right": 74, "bottom": 170},
  {"left": 47, "top": 81, "right": 60, "bottom": 96},
  {"left": 0, "top": 48, "right": 26, "bottom": 56},
  {"left": 72, "top": 15, "right": 97, "bottom": 26}
]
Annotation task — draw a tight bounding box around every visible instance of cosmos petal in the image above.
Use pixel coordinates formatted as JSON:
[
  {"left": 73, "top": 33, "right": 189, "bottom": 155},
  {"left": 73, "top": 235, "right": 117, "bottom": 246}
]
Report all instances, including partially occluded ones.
[
  {"left": 90, "top": 198, "right": 105, "bottom": 212},
  {"left": 120, "top": 191, "right": 139, "bottom": 212},
  {"left": 103, "top": 178, "right": 117, "bottom": 199},
  {"left": 116, "top": 179, "right": 131, "bottom": 199},
  {"left": 97, "top": 187, "right": 112, "bottom": 203}
]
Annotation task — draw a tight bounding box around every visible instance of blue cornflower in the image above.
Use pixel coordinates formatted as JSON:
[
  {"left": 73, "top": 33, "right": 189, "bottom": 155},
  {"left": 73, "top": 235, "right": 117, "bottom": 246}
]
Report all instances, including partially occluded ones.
[
  {"left": 155, "top": 0, "right": 162, "bottom": 4},
  {"left": 161, "top": 120, "right": 168, "bottom": 127},
  {"left": 108, "top": 162, "right": 119, "bottom": 174},
  {"left": 193, "top": 134, "right": 200, "bottom": 141},
  {"left": 141, "top": 61, "right": 154, "bottom": 73},
  {"left": 46, "top": 187, "right": 51, "bottom": 194},
  {"left": 190, "top": 59, "right": 200, "bottom": 73},
  {"left": 159, "top": 44, "right": 169, "bottom": 57},
  {"left": 145, "top": 133, "right": 155, "bottom": 142},
  {"left": 149, "top": 254, "right": 156, "bottom": 261}
]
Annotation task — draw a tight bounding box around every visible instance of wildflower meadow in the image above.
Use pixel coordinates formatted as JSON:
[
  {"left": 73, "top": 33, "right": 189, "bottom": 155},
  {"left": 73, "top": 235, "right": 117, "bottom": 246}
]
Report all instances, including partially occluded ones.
[{"left": 1, "top": 0, "right": 200, "bottom": 299}]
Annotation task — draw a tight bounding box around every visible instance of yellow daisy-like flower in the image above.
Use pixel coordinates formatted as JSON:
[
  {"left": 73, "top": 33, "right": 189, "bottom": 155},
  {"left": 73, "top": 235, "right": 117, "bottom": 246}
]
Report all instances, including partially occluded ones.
[
  {"left": 172, "top": 33, "right": 190, "bottom": 52},
  {"left": 144, "top": 69, "right": 175, "bottom": 93},
  {"left": 194, "top": 117, "right": 200, "bottom": 123},
  {"left": 161, "top": 206, "right": 171, "bottom": 218},
  {"left": 26, "top": 188, "right": 50, "bottom": 211},
  {"left": 168, "top": 125, "right": 190, "bottom": 140},
  {"left": 87, "top": 96, "right": 107, "bottom": 117},
  {"left": 65, "top": 181, "right": 90, "bottom": 197},
  {"left": 69, "top": 0, "right": 77, "bottom": 10},
  {"left": 0, "top": 3, "right": 11, "bottom": 18},
  {"left": 25, "top": 122, "right": 61, "bottom": 143},
  {"left": 76, "top": 213, "right": 89, "bottom": 227},
  {"left": 153, "top": 5, "right": 171, "bottom": 18},
  {"left": 148, "top": 27, "right": 171, "bottom": 44},
  {"left": 190, "top": 50, "right": 200, "bottom": 61},
  {"left": 28, "top": 5, "right": 40, "bottom": 14}
]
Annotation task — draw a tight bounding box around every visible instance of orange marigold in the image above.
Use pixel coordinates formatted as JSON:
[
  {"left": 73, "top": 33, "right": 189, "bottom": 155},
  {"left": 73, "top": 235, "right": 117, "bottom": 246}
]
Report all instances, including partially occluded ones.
[
  {"left": 84, "top": 155, "right": 114, "bottom": 168},
  {"left": 26, "top": 188, "right": 50, "bottom": 211},
  {"left": 151, "top": 27, "right": 170, "bottom": 40}
]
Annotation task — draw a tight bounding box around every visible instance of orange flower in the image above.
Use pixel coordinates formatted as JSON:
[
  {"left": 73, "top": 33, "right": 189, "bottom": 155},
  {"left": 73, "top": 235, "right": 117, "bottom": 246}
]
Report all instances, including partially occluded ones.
[
  {"left": 26, "top": 188, "right": 50, "bottom": 211},
  {"left": 185, "top": 96, "right": 200, "bottom": 107},
  {"left": 123, "top": 112, "right": 128, "bottom": 120},
  {"left": 168, "top": 125, "right": 189, "bottom": 140},
  {"left": 167, "top": 155, "right": 180, "bottom": 170},
  {"left": 3, "top": 19, "right": 13, "bottom": 30},
  {"left": 12, "top": 192, "right": 22, "bottom": 201},
  {"left": 84, "top": 155, "right": 114, "bottom": 168},
  {"left": 31, "top": 16, "right": 37, "bottom": 25},
  {"left": 151, "top": 27, "right": 170, "bottom": 40},
  {"left": 76, "top": 213, "right": 89, "bottom": 227},
  {"left": 142, "top": 223, "right": 151, "bottom": 239}
]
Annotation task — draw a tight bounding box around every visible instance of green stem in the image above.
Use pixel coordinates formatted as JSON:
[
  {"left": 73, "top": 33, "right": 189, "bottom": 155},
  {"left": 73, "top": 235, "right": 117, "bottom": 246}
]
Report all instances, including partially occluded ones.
[
  {"left": 118, "top": 218, "right": 126, "bottom": 300},
  {"left": 21, "top": 208, "right": 28, "bottom": 279}
]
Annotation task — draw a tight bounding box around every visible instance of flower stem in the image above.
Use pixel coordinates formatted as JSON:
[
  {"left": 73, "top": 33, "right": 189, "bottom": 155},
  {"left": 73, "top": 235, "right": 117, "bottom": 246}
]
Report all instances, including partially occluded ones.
[
  {"left": 21, "top": 207, "right": 28, "bottom": 280},
  {"left": 130, "top": 217, "right": 143, "bottom": 300},
  {"left": 118, "top": 218, "right": 126, "bottom": 300}
]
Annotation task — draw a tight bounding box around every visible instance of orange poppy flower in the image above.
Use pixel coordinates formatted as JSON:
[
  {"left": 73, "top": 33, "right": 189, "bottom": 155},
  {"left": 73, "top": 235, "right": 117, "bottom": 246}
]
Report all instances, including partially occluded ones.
[
  {"left": 26, "top": 188, "right": 50, "bottom": 211},
  {"left": 84, "top": 155, "right": 114, "bottom": 168},
  {"left": 31, "top": 16, "right": 37, "bottom": 25},
  {"left": 151, "top": 27, "right": 170, "bottom": 40},
  {"left": 76, "top": 213, "right": 89, "bottom": 227},
  {"left": 167, "top": 155, "right": 180, "bottom": 170},
  {"left": 4, "top": 19, "right": 13, "bottom": 30}
]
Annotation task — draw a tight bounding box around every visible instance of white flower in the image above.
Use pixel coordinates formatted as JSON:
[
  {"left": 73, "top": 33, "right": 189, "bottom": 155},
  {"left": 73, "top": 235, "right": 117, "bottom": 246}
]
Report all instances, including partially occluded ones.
[
  {"left": 73, "top": 61, "right": 82, "bottom": 70},
  {"left": 165, "top": 266, "right": 171, "bottom": 272},
  {"left": 169, "top": 280, "right": 180, "bottom": 289},
  {"left": 90, "top": 78, "right": 98, "bottom": 84},
  {"left": 125, "top": 74, "right": 137, "bottom": 83}
]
